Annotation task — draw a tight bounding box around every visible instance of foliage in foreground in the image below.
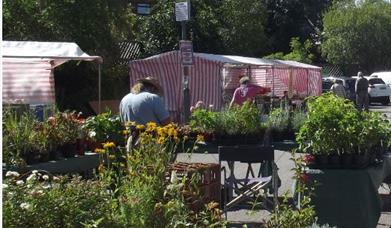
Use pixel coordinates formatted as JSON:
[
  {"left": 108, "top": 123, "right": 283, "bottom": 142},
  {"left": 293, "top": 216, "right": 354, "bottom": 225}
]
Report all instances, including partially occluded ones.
[
  {"left": 3, "top": 122, "right": 225, "bottom": 228},
  {"left": 297, "top": 93, "right": 391, "bottom": 155}
]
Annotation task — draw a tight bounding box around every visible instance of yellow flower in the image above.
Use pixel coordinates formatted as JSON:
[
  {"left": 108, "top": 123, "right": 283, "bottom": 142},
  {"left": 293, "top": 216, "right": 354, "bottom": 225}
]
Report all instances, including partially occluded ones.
[
  {"left": 122, "top": 130, "right": 130, "bottom": 135},
  {"left": 94, "top": 148, "right": 105, "bottom": 154},
  {"left": 108, "top": 155, "right": 115, "bottom": 159},
  {"left": 167, "top": 128, "right": 177, "bottom": 137},
  {"left": 136, "top": 124, "right": 145, "bottom": 130},
  {"left": 146, "top": 122, "right": 157, "bottom": 130},
  {"left": 156, "top": 127, "right": 165, "bottom": 137},
  {"left": 125, "top": 121, "right": 136, "bottom": 127},
  {"left": 196, "top": 134, "right": 205, "bottom": 143},
  {"left": 157, "top": 137, "right": 166, "bottom": 144},
  {"left": 103, "top": 142, "right": 116, "bottom": 149}
]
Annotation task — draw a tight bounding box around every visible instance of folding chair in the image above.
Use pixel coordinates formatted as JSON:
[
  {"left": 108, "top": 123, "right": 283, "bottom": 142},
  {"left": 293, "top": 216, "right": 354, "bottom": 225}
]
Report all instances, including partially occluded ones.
[{"left": 219, "top": 145, "right": 278, "bottom": 216}]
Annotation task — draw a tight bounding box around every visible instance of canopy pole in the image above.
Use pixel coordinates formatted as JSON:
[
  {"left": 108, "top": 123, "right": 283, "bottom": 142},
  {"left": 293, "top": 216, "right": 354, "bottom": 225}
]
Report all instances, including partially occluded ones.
[{"left": 98, "top": 64, "right": 101, "bottom": 114}]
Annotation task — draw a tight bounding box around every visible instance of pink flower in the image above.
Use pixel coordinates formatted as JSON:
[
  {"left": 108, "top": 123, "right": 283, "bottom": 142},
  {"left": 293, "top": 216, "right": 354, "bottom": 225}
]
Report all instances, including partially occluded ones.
[{"left": 195, "top": 101, "right": 205, "bottom": 109}]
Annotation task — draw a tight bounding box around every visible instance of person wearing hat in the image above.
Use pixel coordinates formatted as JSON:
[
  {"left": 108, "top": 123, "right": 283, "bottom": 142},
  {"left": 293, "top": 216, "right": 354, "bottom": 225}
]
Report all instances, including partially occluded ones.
[
  {"left": 119, "top": 76, "right": 170, "bottom": 125},
  {"left": 330, "top": 79, "right": 346, "bottom": 98},
  {"left": 355, "top": 71, "right": 369, "bottom": 111},
  {"left": 229, "top": 75, "right": 271, "bottom": 107}
]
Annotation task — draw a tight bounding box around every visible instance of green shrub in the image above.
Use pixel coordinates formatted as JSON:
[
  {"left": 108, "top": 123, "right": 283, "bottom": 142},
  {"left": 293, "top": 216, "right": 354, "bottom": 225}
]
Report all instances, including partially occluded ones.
[
  {"left": 82, "top": 111, "right": 124, "bottom": 145},
  {"left": 297, "top": 93, "right": 391, "bottom": 155},
  {"left": 3, "top": 173, "right": 118, "bottom": 228},
  {"left": 190, "top": 101, "right": 267, "bottom": 136}
]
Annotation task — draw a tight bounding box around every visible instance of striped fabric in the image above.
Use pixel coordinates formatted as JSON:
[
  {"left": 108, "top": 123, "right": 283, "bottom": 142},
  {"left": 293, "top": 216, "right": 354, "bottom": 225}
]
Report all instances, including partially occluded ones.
[
  {"left": 129, "top": 51, "right": 322, "bottom": 122},
  {"left": 2, "top": 58, "right": 55, "bottom": 104},
  {"left": 129, "top": 51, "right": 223, "bottom": 122}
]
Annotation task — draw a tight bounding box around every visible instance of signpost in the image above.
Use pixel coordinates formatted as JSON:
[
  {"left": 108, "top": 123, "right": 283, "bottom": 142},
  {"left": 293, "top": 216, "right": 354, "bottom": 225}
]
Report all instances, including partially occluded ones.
[
  {"left": 175, "top": 0, "right": 191, "bottom": 123},
  {"left": 179, "top": 40, "right": 193, "bottom": 66}
]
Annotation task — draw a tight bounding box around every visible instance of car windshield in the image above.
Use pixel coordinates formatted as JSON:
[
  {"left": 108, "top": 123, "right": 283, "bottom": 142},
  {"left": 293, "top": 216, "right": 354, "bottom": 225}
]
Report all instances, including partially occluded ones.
[
  {"left": 369, "top": 78, "right": 385, "bottom": 85},
  {"left": 322, "top": 81, "right": 333, "bottom": 91},
  {"left": 345, "top": 79, "right": 356, "bottom": 92}
]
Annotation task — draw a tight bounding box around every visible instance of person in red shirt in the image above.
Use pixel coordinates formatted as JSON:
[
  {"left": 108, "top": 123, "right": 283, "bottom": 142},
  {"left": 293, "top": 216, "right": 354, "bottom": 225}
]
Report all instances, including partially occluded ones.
[{"left": 229, "top": 75, "right": 271, "bottom": 107}]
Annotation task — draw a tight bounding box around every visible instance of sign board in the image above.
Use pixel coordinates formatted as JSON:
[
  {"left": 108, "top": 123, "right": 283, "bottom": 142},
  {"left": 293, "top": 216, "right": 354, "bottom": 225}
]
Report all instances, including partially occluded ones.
[
  {"left": 175, "top": 1, "right": 189, "bottom": 22},
  {"left": 179, "top": 40, "right": 193, "bottom": 66}
]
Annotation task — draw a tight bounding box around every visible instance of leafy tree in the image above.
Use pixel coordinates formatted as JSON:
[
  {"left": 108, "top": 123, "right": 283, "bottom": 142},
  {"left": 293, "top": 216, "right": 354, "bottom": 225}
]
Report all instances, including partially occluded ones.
[
  {"left": 217, "top": 0, "right": 268, "bottom": 56},
  {"left": 136, "top": 0, "right": 268, "bottom": 57},
  {"left": 321, "top": 0, "right": 391, "bottom": 73},
  {"left": 3, "top": 0, "right": 135, "bottom": 113},
  {"left": 262, "top": 0, "right": 333, "bottom": 54},
  {"left": 265, "top": 37, "right": 315, "bottom": 63},
  {"left": 3, "top": 0, "right": 135, "bottom": 63}
]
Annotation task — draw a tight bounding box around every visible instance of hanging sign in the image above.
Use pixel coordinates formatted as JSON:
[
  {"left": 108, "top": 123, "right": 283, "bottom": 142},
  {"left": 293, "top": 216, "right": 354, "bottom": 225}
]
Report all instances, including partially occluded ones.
[
  {"left": 175, "top": 1, "right": 190, "bottom": 22},
  {"left": 179, "top": 40, "right": 193, "bottom": 66}
]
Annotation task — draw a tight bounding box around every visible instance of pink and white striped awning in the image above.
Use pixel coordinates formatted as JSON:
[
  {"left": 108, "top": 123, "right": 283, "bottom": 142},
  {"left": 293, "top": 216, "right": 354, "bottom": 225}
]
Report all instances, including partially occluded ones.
[
  {"left": 2, "top": 41, "right": 102, "bottom": 106},
  {"left": 129, "top": 51, "right": 322, "bottom": 122},
  {"left": 2, "top": 58, "right": 56, "bottom": 104}
]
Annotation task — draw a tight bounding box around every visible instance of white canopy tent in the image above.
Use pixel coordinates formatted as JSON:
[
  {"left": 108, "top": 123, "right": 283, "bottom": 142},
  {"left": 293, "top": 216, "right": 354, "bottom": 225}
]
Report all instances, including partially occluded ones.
[{"left": 2, "top": 41, "right": 103, "bottom": 113}]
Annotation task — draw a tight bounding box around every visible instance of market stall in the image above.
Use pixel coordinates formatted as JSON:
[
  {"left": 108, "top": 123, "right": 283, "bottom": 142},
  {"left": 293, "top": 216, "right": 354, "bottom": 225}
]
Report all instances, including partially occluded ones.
[
  {"left": 2, "top": 41, "right": 103, "bottom": 112},
  {"left": 128, "top": 51, "right": 321, "bottom": 122}
]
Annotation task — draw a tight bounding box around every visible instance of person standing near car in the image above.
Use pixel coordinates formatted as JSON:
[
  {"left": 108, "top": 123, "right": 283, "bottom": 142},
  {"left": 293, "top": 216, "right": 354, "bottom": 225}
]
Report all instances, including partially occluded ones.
[
  {"left": 330, "top": 79, "right": 346, "bottom": 98},
  {"left": 355, "top": 71, "right": 369, "bottom": 111}
]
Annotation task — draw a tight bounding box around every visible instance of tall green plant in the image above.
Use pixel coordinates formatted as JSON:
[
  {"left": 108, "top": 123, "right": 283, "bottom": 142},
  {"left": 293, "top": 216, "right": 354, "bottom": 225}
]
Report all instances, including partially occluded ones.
[
  {"left": 3, "top": 109, "right": 38, "bottom": 166},
  {"left": 297, "top": 93, "right": 391, "bottom": 155},
  {"left": 215, "top": 102, "right": 267, "bottom": 135}
]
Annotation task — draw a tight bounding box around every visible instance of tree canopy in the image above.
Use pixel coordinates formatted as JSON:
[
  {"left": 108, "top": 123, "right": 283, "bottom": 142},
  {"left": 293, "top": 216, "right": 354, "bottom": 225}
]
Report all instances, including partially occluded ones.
[
  {"left": 321, "top": 0, "right": 391, "bottom": 73},
  {"left": 3, "top": 0, "right": 135, "bottom": 113},
  {"left": 135, "top": 0, "right": 268, "bottom": 57}
]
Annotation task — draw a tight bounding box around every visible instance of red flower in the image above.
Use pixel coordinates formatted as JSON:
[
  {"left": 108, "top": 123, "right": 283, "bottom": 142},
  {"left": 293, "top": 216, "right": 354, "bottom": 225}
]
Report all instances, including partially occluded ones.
[
  {"left": 300, "top": 173, "right": 310, "bottom": 183},
  {"left": 303, "top": 154, "right": 315, "bottom": 164}
]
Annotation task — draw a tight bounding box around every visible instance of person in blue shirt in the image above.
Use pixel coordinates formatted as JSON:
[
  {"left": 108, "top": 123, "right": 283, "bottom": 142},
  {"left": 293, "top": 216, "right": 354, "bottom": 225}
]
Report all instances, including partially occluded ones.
[{"left": 119, "top": 77, "right": 170, "bottom": 126}]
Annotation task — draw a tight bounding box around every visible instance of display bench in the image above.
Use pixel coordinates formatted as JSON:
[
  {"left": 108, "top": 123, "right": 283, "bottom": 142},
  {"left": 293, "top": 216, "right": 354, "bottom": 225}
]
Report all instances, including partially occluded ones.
[
  {"left": 192, "top": 140, "right": 297, "bottom": 154},
  {"left": 4, "top": 153, "right": 100, "bottom": 177},
  {"left": 307, "top": 154, "right": 391, "bottom": 228}
]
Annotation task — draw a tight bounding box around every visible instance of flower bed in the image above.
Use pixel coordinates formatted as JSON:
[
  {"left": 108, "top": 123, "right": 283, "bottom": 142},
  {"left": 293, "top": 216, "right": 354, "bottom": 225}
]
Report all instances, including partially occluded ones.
[
  {"left": 2, "top": 109, "right": 126, "bottom": 170},
  {"left": 3, "top": 123, "right": 226, "bottom": 227}
]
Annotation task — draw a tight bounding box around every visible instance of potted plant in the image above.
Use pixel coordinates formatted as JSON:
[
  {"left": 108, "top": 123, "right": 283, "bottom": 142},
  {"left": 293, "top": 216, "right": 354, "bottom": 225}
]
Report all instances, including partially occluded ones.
[
  {"left": 82, "top": 111, "right": 125, "bottom": 149},
  {"left": 208, "top": 102, "right": 267, "bottom": 145},
  {"left": 3, "top": 109, "right": 40, "bottom": 166},
  {"left": 296, "top": 93, "right": 391, "bottom": 169}
]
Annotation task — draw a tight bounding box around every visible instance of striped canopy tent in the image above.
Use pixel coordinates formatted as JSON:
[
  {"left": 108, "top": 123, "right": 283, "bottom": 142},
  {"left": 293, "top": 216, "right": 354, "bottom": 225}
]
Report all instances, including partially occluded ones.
[
  {"left": 2, "top": 41, "right": 103, "bottom": 112},
  {"left": 129, "top": 51, "right": 322, "bottom": 122}
]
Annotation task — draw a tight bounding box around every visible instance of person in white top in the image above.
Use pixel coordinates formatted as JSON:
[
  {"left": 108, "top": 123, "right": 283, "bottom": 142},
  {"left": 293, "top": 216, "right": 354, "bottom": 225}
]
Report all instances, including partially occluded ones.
[{"left": 330, "top": 79, "right": 346, "bottom": 98}]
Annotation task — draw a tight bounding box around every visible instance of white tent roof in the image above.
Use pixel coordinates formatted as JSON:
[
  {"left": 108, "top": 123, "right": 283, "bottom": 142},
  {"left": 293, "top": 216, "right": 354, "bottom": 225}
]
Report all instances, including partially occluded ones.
[
  {"left": 193, "top": 52, "right": 321, "bottom": 69},
  {"left": 2, "top": 41, "right": 102, "bottom": 67}
]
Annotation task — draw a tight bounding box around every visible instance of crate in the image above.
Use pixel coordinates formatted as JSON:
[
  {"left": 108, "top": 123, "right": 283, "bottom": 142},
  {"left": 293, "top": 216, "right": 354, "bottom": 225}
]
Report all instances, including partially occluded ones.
[
  {"left": 169, "top": 162, "right": 220, "bottom": 185},
  {"left": 168, "top": 162, "right": 221, "bottom": 210}
]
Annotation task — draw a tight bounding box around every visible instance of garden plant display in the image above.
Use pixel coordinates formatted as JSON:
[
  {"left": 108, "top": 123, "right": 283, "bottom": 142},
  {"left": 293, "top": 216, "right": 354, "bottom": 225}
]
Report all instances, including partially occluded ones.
[
  {"left": 189, "top": 101, "right": 268, "bottom": 144},
  {"left": 296, "top": 93, "right": 391, "bottom": 168},
  {"left": 3, "top": 122, "right": 226, "bottom": 227},
  {"left": 3, "top": 108, "right": 87, "bottom": 167}
]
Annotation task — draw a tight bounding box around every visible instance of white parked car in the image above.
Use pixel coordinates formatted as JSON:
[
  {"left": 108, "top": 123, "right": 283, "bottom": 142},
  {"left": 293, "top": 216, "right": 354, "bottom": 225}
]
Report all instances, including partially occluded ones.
[
  {"left": 367, "top": 77, "right": 391, "bottom": 105},
  {"left": 370, "top": 71, "right": 391, "bottom": 87}
]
